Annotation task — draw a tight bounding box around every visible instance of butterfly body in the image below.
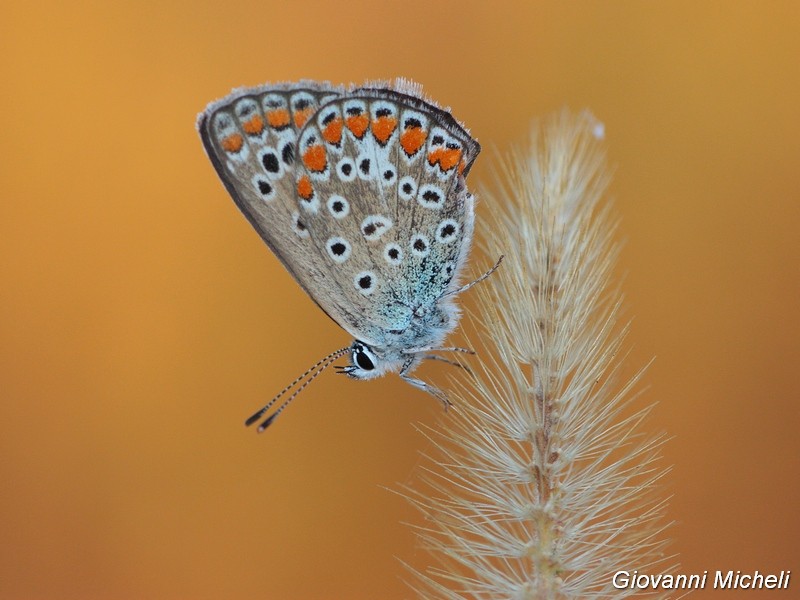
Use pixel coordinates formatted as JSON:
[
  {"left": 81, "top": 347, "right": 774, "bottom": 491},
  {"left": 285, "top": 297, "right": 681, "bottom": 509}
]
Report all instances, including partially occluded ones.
[{"left": 198, "top": 79, "right": 481, "bottom": 420}]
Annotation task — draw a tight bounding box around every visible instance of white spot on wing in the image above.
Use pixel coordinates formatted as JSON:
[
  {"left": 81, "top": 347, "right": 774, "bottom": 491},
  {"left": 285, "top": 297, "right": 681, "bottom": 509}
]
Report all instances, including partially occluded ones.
[
  {"left": 251, "top": 174, "right": 275, "bottom": 202},
  {"left": 256, "top": 147, "right": 283, "bottom": 179},
  {"left": 327, "top": 195, "right": 350, "bottom": 219},
  {"left": 379, "top": 163, "right": 397, "bottom": 187},
  {"left": 418, "top": 184, "right": 444, "bottom": 210},
  {"left": 356, "top": 153, "right": 374, "bottom": 181},
  {"left": 398, "top": 176, "right": 417, "bottom": 201},
  {"left": 384, "top": 243, "right": 403, "bottom": 266},
  {"left": 326, "top": 237, "right": 351, "bottom": 263},
  {"left": 292, "top": 212, "right": 309, "bottom": 238},
  {"left": 299, "top": 194, "right": 320, "bottom": 214},
  {"left": 435, "top": 219, "right": 460, "bottom": 243},
  {"left": 361, "top": 215, "right": 393, "bottom": 241},
  {"left": 336, "top": 157, "right": 356, "bottom": 182},
  {"left": 354, "top": 271, "right": 377, "bottom": 295},
  {"left": 410, "top": 233, "right": 430, "bottom": 258}
]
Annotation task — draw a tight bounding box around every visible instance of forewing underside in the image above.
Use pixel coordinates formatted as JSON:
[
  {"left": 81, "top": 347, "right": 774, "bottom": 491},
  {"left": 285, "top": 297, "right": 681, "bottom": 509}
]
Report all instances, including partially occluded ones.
[{"left": 197, "top": 83, "right": 342, "bottom": 306}]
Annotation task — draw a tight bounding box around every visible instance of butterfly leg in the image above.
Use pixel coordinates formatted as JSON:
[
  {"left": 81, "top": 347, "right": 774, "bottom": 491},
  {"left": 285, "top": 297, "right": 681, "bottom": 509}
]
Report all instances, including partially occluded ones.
[
  {"left": 400, "top": 358, "right": 452, "bottom": 410},
  {"left": 405, "top": 346, "right": 475, "bottom": 355},
  {"left": 423, "top": 353, "right": 472, "bottom": 374},
  {"left": 444, "top": 255, "right": 504, "bottom": 298}
]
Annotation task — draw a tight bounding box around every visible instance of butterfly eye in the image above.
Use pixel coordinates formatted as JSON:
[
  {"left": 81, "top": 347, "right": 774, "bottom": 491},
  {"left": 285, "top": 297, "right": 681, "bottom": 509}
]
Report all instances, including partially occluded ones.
[{"left": 353, "top": 345, "right": 376, "bottom": 371}]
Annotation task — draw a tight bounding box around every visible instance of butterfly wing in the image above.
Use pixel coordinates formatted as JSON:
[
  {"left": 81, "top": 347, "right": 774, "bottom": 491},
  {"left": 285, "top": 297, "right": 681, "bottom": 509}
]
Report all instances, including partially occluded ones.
[
  {"left": 199, "top": 80, "right": 479, "bottom": 347},
  {"left": 197, "top": 82, "right": 343, "bottom": 311},
  {"left": 292, "top": 84, "right": 480, "bottom": 346}
]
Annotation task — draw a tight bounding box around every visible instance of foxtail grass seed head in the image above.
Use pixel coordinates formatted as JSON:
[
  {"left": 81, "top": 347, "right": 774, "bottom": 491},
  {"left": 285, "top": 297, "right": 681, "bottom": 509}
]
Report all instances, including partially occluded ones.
[{"left": 406, "top": 111, "right": 673, "bottom": 599}]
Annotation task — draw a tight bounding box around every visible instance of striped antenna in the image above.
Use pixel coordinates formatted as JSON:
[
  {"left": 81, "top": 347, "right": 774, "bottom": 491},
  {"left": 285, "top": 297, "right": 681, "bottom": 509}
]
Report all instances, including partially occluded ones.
[{"left": 244, "top": 346, "right": 349, "bottom": 432}]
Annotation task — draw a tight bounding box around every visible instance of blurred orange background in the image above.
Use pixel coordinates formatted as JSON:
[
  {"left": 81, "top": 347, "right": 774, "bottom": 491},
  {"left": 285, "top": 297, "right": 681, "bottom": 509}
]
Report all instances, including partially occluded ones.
[{"left": 2, "top": 1, "right": 798, "bottom": 598}]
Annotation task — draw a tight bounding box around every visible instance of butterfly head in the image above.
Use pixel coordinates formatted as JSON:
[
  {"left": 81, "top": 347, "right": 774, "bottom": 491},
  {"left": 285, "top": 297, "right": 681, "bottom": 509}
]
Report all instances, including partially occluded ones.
[{"left": 335, "top": 340, "right": 406, "bottom": 381}]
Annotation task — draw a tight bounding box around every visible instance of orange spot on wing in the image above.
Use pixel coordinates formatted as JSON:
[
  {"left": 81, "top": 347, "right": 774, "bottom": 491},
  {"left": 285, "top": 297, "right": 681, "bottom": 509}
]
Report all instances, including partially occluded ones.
[
  {"left": 346, "top": 114, "right": 369, "bottom": 139},
  {"left": 297, "top": 175, "right": 314, "bottom": 200},
  {"left": 321, "top": 118, "right": 343, "bottom": 145},
  {"left": 428, "top": 147, "right": 462, "bottom": 172},
  {"left": 400, "top": 128, "right": 427, "bottom": 156},
  {"left": 221, "top": 133, "right": 244, "bottom": 153},
  {"left": 294, "top": 107, "right": 313, "bottom": 128},
  {"left": 371, "top": 116, "right": 397, "bottom": 144},
  {"left": 458, "top": 158, "right": 466, "bottom": 175},
  {"left": 302, "top": 144, "right": 327, "bottom": 172},
  {"left": 266, "top": 108, "right": 290, "bottom": 129},
  {"left": 242, "top": 114, "right": 264, "bottom": 135}
]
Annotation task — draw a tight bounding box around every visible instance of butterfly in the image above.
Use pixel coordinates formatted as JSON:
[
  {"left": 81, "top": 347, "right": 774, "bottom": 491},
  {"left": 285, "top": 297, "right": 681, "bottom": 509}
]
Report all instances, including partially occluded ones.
[{"left": 197, "top": 79, "right": 499, "bottom": 430}]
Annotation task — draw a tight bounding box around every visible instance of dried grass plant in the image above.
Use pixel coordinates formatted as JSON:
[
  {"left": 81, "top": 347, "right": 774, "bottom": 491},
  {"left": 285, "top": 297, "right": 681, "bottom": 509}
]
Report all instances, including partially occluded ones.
[{"left": 406, "top": 111, "right": 673, "bottom": 599}]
